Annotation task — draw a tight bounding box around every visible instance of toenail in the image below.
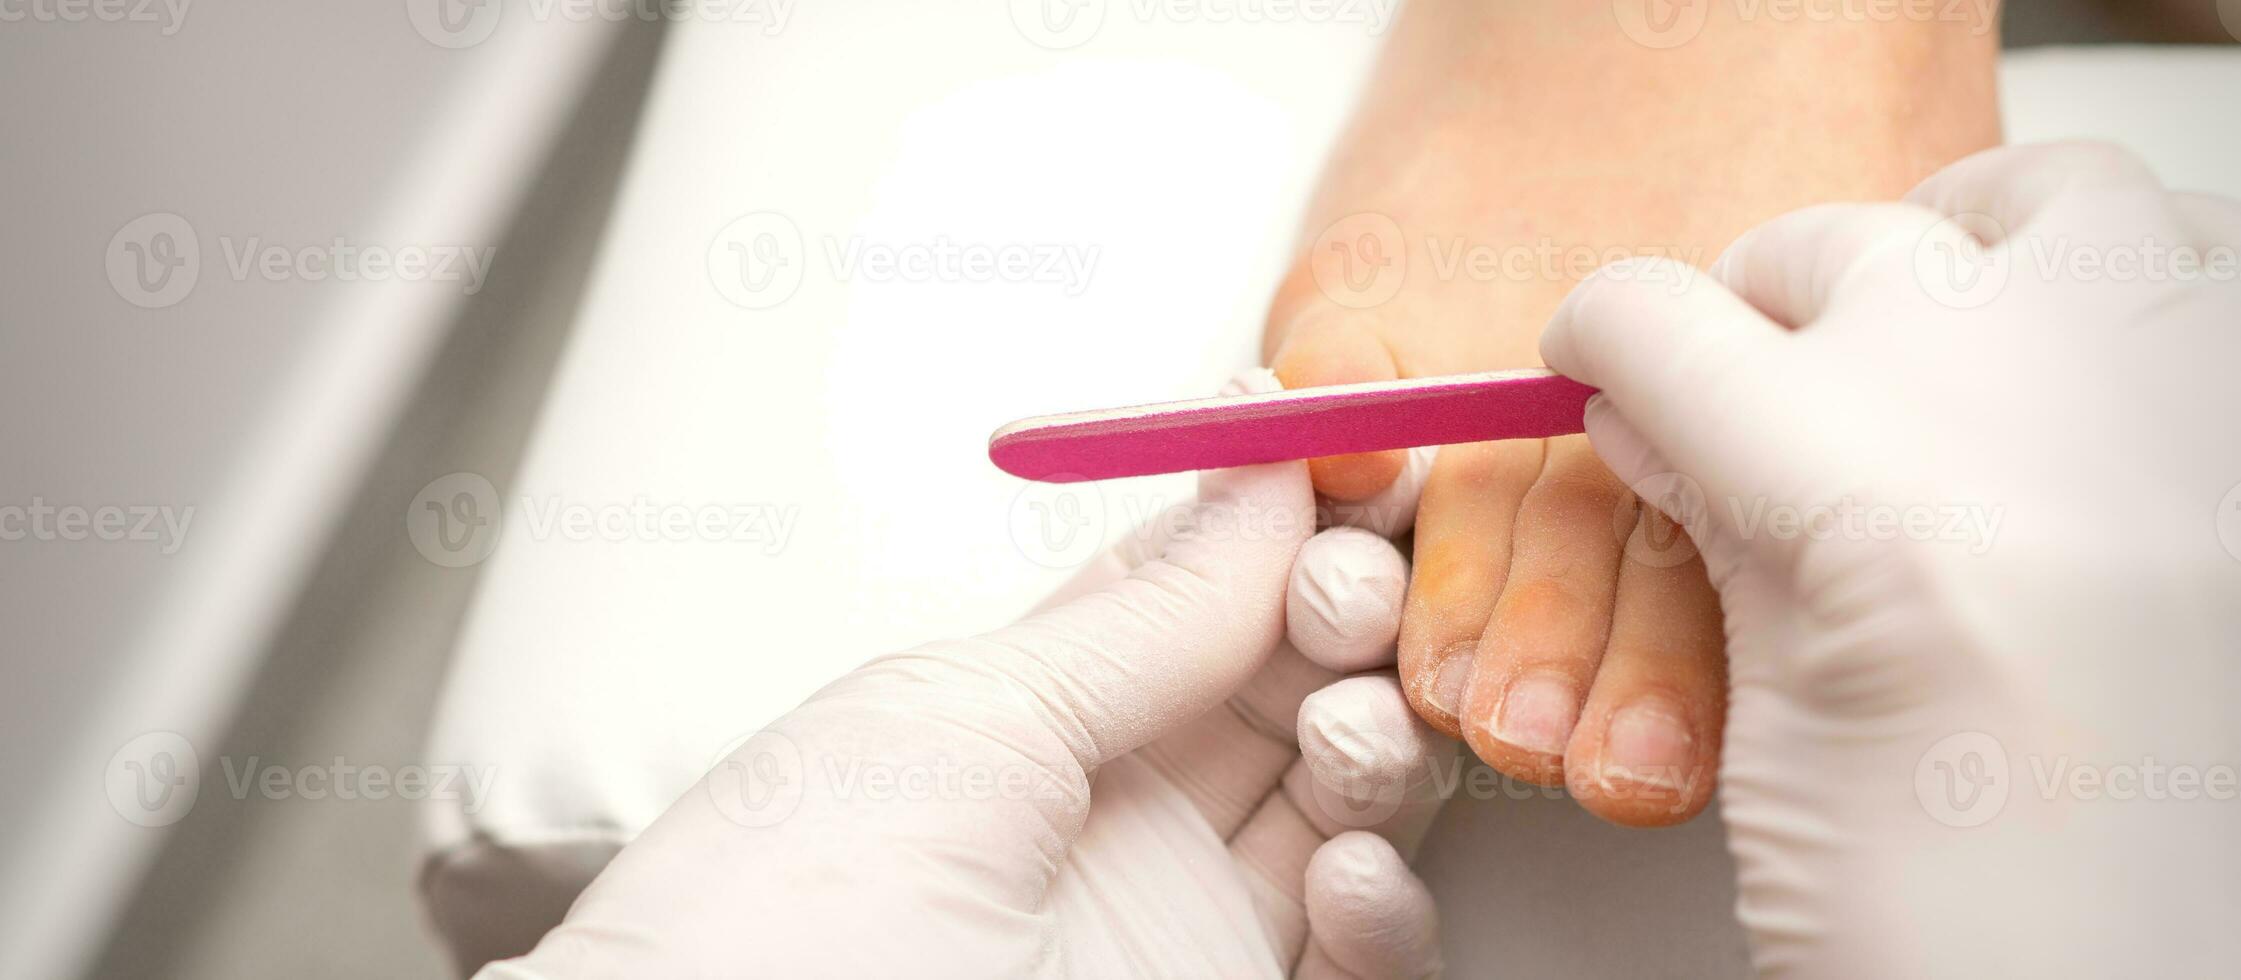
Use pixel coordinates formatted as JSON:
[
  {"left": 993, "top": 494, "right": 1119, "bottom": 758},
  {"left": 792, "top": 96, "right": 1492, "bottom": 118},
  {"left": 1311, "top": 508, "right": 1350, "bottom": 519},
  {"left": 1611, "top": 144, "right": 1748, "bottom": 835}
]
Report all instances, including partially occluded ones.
[
  {"left": 1598, "top": 699, "right": 1696, "bottom": 792},
  {"left": 1425, "top": 644, "right": 1474, "bottom": 718},
  {"left": 1491, "top": 673, "right": 1579, "bottom": 757}
]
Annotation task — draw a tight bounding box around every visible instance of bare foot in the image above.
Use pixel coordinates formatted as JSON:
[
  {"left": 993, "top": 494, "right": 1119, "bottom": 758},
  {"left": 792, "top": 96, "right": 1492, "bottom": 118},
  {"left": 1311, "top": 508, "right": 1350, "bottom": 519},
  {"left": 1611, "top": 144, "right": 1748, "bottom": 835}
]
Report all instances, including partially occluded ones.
[{"left": 1265, "top": 0, "right": 2001, "bottom": 826}]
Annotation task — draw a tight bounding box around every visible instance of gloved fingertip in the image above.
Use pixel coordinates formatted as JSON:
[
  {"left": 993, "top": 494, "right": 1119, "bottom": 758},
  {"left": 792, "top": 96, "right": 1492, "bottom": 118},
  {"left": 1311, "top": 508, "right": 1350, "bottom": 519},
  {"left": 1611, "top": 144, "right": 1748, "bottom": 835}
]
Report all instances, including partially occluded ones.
[
  {"left": 1538, "top": 279, "right": 1595, "bottom": 380},
  {"left": 1581, "top": 392, "right": 1621, "bottom": 444},
  {"left": 1577, "top": 396, "right": 1680, "bottom": 502},
  {"left": 1308, "top": 830, "right": 1409, "bottom": 898},
  {"left": 1302, "top": 832, "right": 1443, "bottom": 980},
  {"left": 1541, "top": 255, "right": 1689, "bottom": 382},
  {"left": 1709, "top": 225, "right": 1757, "bottom": 290},
  {"left": 1298, "top": 675, "right": 1443, "bottom": 794},
  {"left": 1288, "top": 527, "right": 1407, "bottom": 673}
]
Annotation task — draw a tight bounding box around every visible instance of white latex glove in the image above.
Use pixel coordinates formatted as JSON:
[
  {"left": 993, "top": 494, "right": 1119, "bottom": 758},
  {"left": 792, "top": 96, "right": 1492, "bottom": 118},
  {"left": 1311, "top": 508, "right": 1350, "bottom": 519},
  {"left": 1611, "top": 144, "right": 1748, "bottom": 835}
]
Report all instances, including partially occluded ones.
[
  {"left": 1540, "top": 142, "right": 2241, "bottom": 976},
  {"left": 482, "top": 370, "right": 1448, "bottom": 980}
]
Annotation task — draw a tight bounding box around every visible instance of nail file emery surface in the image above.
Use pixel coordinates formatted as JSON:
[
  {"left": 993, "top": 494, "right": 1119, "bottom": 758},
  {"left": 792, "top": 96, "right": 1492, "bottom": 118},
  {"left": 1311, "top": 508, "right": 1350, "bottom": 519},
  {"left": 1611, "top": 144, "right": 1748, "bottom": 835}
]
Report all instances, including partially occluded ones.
[{"left": 989, "top": 369, "right": 1598, "bottom": 483}]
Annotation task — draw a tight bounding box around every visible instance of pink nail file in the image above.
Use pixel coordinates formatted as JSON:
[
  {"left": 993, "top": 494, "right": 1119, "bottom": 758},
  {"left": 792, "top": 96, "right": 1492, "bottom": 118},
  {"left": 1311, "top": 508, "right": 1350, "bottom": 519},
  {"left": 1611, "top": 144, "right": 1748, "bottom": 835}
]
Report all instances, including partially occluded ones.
[{"left": 989, "top": 369, "right": 1597, "bottom": 483}]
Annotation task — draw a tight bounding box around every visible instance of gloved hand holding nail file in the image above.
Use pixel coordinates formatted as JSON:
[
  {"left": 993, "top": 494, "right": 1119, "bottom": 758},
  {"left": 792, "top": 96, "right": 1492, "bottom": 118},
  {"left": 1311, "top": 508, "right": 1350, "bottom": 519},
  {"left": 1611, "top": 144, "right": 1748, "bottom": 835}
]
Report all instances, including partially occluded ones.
[
  {"left": 988, "top": 368, "right": 1595, "bottom": 482},
  {"left": 485, "top": 369, "right": 1453, "bottom": 979}
]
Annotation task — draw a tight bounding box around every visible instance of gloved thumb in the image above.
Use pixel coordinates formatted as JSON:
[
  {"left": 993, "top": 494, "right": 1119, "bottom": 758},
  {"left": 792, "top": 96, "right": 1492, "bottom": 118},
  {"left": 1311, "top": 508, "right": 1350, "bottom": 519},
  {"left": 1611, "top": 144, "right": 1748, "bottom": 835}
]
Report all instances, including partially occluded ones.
[
  {"left": 979, "top": 369, "right": 1317, "bottom": 770},
  {"left": 1539, "top": 258, "right": 1811, "bottom": 569}
]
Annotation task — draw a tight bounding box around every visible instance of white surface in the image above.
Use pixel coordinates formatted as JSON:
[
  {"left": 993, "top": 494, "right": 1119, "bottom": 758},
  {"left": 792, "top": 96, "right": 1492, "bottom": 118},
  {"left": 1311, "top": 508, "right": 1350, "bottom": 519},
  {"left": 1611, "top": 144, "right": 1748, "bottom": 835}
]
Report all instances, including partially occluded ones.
[{"left": 422, "top": 33, "right": 2241, "bottom": 976}]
